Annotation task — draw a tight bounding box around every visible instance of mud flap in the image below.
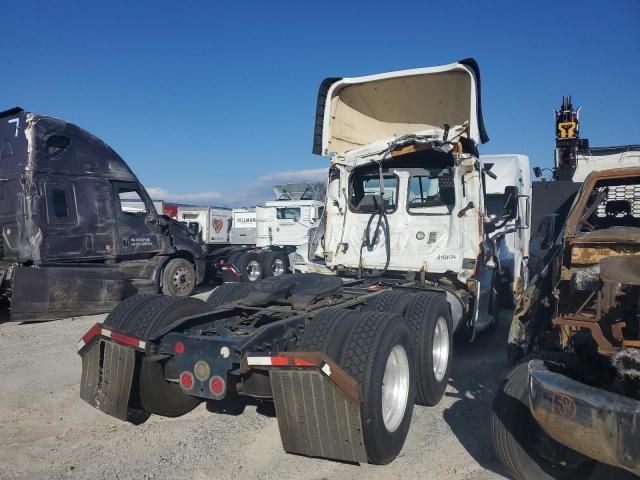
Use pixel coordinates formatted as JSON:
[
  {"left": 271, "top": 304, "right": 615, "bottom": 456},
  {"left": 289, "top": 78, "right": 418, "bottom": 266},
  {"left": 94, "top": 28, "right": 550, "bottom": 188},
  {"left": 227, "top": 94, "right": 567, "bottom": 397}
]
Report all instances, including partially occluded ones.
[
  {"left": 246, "top": 352, "right": 367, "bottom": 463},
  {"left": 11, "top": 265, "right": 134, "bottom": 321},
  {"left": 79, "top": 339, "right": 136, "bottom": 421}
]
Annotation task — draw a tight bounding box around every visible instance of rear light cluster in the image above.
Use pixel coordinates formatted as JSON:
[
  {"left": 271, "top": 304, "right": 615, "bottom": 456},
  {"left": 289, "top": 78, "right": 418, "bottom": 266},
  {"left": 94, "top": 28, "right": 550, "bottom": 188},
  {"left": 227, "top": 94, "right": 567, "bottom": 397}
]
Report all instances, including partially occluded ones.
[{"left": 176, "top": 351, "right": 226, "bottom": 399}]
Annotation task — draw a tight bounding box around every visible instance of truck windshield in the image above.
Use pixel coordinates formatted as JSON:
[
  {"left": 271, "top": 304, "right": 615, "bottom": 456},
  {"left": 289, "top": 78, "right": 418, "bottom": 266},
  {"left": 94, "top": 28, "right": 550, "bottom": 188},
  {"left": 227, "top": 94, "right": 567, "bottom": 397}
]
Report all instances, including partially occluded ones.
[
  {"left": 350, "top": 174, "right": 398, "bottom": 213},
  {"left": 277, "top": 207, "right": 301, "bottom": 220}
]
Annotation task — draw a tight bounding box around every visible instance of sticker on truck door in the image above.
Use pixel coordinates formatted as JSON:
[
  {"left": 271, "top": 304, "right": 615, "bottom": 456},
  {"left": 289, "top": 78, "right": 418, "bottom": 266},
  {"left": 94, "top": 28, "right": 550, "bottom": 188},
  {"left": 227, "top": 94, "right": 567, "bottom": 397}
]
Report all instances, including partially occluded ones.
[{"left": 212, "top": 217, "right": 224, "bottom": 233}]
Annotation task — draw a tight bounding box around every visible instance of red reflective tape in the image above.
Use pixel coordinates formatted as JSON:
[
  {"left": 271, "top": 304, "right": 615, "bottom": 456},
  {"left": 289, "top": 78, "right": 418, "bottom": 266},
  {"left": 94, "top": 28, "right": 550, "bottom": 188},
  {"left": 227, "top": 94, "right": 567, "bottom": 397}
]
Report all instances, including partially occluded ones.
[
  {"left": 293, "top": 358, "right": 315, "bottom": 367},
  {"left": 270, "top": 356, "right": 290, "bottom": 366},
  {"left": 81, "top": 324, "right": 102, "bottom": 344},
  {"left": 110, "top": 331, "right": 143, "bottom": 349}
]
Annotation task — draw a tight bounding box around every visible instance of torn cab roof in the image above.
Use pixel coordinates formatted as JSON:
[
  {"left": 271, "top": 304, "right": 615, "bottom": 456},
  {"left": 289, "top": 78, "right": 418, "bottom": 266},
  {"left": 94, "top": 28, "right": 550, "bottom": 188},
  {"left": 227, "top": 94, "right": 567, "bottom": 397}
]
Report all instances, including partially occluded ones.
[{"left": 313, "top": 58, "right": 488, "bottom": 157}]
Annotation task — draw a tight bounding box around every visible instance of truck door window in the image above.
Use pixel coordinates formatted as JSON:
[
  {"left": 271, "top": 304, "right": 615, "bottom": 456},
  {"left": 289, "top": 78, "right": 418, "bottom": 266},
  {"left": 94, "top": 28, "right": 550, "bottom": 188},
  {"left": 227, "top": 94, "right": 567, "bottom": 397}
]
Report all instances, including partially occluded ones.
[
  {"left": 407, "top": 172, "right": 455, "bottom": 212},
  {"left": 277, "top": 207, "right": 301, "bottom": 220},
  {"left": 45, "top": 183, "right": 77, "bottom": 225},
  {"left": 350, "top": 174, "right": 398, "bottom": 213},
  {"left": 118, "top": 189, "right": 147, "bottom": 215}
]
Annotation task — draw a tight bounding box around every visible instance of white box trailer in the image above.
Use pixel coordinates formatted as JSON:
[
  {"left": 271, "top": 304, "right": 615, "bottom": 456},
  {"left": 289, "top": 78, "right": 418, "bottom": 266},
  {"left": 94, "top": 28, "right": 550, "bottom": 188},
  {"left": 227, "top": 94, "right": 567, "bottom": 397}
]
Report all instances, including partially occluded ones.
[{"left": 176, "top": 205, "right": 233, "bottom": 249}]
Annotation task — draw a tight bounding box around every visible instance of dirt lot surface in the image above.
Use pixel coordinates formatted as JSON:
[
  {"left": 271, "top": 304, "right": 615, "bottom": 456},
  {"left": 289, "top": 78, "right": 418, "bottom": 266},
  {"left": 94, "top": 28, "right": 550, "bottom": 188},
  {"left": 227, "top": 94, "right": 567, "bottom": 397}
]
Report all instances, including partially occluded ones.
[{"left": 0, "top": 291, "right": 634, "bottom": 480}]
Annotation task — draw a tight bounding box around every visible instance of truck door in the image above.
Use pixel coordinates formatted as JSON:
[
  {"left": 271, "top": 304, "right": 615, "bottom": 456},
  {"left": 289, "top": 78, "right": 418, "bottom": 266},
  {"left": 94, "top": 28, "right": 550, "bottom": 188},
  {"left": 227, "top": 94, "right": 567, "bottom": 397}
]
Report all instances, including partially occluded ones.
[{"left": 112, "top": 182, "right": 162, "bottom": 258}]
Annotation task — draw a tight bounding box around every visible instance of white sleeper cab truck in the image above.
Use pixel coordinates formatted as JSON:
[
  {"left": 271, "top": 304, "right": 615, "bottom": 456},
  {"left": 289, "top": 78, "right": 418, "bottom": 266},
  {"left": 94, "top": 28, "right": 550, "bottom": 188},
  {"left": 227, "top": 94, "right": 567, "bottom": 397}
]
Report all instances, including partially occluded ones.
[
  {"left": 220, "top": 186, "right": 323, "bottom": 282},
  {"left": 256, "top": 183, "right": 324, "bottom": 270},
  {"left": 78, "top": 59, "right": 527, "bottom": 465},
  {"left": 481, "top": 154, "right": 531, "bottom": 305}
]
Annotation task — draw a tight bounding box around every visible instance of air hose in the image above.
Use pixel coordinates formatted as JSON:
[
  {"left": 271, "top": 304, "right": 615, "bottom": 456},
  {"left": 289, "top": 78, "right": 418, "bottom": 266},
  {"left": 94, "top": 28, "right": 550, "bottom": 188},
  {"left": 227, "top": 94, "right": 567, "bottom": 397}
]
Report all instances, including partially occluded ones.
[{"left": 359, "top": 159, "right": 391, "bottom": 278}]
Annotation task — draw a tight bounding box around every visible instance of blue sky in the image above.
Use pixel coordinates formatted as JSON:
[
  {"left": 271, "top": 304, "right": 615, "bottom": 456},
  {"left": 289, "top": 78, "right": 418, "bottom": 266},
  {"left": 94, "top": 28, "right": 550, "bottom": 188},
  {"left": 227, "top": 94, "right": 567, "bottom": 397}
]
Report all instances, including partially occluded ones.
[{"left": 3, "top": 0, "right": 639, "bottom": 206}]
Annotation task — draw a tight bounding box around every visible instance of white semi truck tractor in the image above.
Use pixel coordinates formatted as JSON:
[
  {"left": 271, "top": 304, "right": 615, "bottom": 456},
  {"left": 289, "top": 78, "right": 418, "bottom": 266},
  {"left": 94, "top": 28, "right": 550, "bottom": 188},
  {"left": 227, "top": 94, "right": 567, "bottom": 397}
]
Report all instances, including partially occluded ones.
[
  {"left": 78, "top": 59, "right": 530, "bottom": 465},
  {"left": 219, "top": 184, "right": 324, "bottom": 282}
]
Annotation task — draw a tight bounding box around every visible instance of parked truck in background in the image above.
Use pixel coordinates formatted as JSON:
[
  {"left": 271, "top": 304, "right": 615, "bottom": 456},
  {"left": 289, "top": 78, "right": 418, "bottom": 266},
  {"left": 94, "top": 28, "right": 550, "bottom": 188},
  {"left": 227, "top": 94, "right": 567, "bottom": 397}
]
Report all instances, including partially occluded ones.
[
  {"left": 481, "top": 154, "right": 531, "bottom": 305},
  {"left": 78, "top": 59, "right": 531, "bottom": 465},
  {"left": 0, "top": 107, "right": 207, "bottom": 320},
  {"left": 219, "top": 184, "right": 323, "bottom": 282}
]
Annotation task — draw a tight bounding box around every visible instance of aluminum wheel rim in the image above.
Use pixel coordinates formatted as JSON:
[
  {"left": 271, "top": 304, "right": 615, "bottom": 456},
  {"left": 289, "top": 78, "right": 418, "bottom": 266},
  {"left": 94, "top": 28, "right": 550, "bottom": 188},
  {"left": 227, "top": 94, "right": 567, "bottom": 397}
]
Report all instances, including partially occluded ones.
[
  {"left": 433, "top": 316, "right": 450, "bottom": 382},
  {"left": 272, "top": 258, "right": 285, "bottom": 276},
  {"left": 381, "top": 344, "right": 410, "bottom": 433},
  {"left": 247, "top": 260, "right": 262, "bottom": 281}
]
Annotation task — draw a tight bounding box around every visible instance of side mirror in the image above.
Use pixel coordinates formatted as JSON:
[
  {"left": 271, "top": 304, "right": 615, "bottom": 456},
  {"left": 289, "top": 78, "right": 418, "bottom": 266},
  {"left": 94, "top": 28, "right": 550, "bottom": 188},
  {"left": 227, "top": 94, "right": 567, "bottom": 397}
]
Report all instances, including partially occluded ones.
[
  {"left": 293, "top": 214, "right": 300, "bottom": 223},
  {"left": 188, "top": 222, "right": 201, "bottom": 236},
  {"left": 533, "top": 167, "right": 542, "bottom": 178},
  {"left": 502, "top": 186, "right": 518, "bottom": 221}
]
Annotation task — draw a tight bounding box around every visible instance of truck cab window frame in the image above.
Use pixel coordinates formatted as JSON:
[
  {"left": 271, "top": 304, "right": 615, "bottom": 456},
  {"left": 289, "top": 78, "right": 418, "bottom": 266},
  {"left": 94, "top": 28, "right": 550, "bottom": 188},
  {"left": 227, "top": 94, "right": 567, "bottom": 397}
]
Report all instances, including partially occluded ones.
[
  {"left": 45, "top": 182, "right": 77, "bottom": 225},
  {"left": 349, "top": 171, "right": 399, "bottom": 214},
  {"left": 406, "top": 167, "right": 456, "bottom": 215},
  {"left": 276, "top": 207, "right": 301, "bottom": 220}
]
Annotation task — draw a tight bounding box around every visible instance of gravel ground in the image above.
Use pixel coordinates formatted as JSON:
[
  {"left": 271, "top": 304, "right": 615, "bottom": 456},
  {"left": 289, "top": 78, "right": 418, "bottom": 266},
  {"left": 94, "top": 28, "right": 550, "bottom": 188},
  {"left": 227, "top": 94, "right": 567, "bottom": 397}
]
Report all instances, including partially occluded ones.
[{"left": 0, "top": 291, "right": 634, "bottom": 480}]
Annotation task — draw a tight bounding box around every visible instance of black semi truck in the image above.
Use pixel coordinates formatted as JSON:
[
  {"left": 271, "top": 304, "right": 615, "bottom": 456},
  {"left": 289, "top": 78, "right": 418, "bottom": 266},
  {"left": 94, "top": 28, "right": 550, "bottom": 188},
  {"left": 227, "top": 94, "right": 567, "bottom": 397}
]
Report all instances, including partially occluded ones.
[{"left": 0, "top": 108, "right": 207, "bottom": 320}]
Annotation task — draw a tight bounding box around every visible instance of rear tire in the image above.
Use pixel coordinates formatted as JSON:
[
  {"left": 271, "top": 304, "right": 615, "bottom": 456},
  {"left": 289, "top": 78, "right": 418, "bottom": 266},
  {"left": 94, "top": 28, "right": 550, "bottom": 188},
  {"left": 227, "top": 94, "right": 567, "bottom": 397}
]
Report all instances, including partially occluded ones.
[
  {"left": 103, "top": 294, "right": 163, "bottom": 335},
  {"left": 298, "top": 308, "right": 358, "bottom": 360},
  {"left": 491, "top": 363, "right": 595, "bottom": 480},
  {"left": 230, "top": 252, "right": 263, "bottom": 283},
  {"left": 404, "top": 292, "right": 452, "bottom": 406},
  {"left": 120, "top": 296, "right": 212, "bottom": 417},
  {"left": 338, "top": 311, "right": 416, "bottom": 464},
  {"left": 362, "top": 290, "right": 412, "bottom": 315},
  {"left": 261, "top": 251, "right": 288, "bottom": 278},
  {"left": 161, "top": 258, "right": 196, "bottom": 297},
  {"left": 206, "top": 283, "right": 252, "bottom": 308}
]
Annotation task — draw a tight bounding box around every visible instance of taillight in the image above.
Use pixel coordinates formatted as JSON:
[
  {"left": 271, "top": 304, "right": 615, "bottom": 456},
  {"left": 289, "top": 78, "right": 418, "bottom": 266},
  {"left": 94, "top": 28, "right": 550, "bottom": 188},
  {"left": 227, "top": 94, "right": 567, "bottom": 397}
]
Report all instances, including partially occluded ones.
[
  {"left": 209, "top": 375, "right": 226, "bottom": 398},
  {"left": 174, "top": 341, "right": 185, "bottom": 354},
  {"left": 179, "top": 371, "right": 194, "bottom": 390}
]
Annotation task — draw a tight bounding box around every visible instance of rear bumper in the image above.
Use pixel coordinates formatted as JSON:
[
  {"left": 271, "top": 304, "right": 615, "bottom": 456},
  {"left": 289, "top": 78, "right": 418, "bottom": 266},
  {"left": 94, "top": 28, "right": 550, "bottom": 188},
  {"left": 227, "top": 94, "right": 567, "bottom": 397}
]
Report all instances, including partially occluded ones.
[{"left": 528, "top": 360, "right": 640, "bottom": 474}]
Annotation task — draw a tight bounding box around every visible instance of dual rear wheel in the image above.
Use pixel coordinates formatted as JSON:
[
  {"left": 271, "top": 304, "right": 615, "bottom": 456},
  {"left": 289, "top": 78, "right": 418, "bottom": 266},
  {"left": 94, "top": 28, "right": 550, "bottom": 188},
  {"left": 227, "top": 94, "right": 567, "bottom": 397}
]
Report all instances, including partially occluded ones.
[
  {"left": 298, "top": 308, "right": 416, "bottom": 464},
  {"left": 363, "top": 290, "right": 453, "bottom": 406},
  {"left": 297, "top": 290, "right": 453, "bottom": 464},
  {"left": 228, "top": 251, "right": 289, "bottom": 282}
]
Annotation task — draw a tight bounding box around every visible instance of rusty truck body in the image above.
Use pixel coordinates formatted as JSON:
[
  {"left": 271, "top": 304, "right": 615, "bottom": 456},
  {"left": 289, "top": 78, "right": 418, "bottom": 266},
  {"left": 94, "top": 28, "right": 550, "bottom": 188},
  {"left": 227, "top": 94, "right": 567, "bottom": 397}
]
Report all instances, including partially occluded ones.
[{"left": 492, "top": 167, "right": 640, "bottom": 478}]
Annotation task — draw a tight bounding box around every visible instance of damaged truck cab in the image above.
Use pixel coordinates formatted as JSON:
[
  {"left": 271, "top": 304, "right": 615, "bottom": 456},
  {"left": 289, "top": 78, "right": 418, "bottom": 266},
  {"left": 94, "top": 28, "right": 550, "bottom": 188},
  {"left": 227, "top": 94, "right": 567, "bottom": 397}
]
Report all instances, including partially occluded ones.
[
  {"left": 317, "top": 60, "right": 524, "bottom": 338},
  {"left": 0, "top": 108, "right": 206, "bottom": 320}
]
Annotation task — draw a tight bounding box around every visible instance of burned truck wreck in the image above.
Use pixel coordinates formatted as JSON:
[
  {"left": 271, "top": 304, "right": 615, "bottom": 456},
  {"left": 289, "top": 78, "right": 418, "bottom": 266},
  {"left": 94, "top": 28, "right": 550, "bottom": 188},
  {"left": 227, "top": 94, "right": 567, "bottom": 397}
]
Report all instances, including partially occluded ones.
[
  {"left": 0, "top": 108, "right": 206, "bottom": 320},
  {"left": 493, "top": 167, "right": 640, "bottom": 478}
]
